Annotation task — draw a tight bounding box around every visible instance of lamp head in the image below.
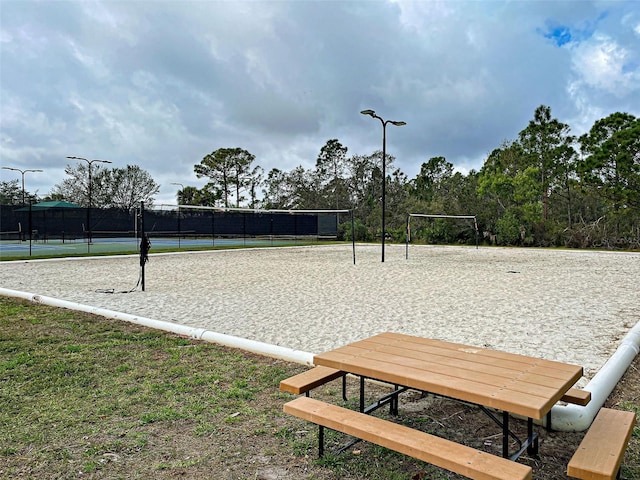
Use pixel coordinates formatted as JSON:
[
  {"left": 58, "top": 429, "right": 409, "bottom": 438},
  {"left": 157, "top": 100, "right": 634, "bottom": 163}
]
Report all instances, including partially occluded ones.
[
  {"left": 66, "top": 156, "right": 111, "bottom": 165},
  {"left": 360, "top": 109, "right": 376, "bottom": 117},
  {"left": 390, "top": 121, "right": 406, "bottom": 127}
]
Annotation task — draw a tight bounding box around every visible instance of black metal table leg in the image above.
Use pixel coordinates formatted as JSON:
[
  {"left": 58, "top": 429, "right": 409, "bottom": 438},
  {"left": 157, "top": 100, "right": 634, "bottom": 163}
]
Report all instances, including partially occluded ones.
[
  {"left": 502, "top": 411, "right": 510, "bottom": 458},
  {"left": 318, "top": 425, "right": 324, "bottom": 457},
  {"left": 342, "top": 375, "right": 347, "bottom": 401},
  {"left": 390, "top": 385, "right": 399, "bottom": 415},
  {"left": 527, "top": 418, "right": 538, "bottom": 455}
]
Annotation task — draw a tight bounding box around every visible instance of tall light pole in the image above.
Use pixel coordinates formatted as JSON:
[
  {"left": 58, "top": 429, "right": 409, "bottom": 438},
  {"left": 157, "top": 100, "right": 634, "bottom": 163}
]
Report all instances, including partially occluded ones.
[
  {"left": 2, "top": 166, "right": 43, "bottom": 205},
  {"left": 66, "top": 156, "right": 112, "bottom": 248},
  {"left": 171, "top": 182, "right": 185, "bottom": 203},
  {"left": 171, "top": 183, "right": 184, "bottom": 247},
  {"left": 360, "top": 109, "right": 406, "bottom": 262}
]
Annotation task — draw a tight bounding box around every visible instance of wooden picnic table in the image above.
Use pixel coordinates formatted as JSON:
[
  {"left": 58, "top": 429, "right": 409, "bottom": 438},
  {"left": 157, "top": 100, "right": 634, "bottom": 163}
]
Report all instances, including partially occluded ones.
[{"left": 313, "top": 332, "right": 586, "bottom": 459}]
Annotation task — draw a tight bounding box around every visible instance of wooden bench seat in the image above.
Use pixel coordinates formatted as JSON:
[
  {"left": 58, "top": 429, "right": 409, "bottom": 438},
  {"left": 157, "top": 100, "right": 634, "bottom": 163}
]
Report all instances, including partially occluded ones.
[
  {"left": 567, "top": 408, "right": 636, "bottom": 480},
  {"left": 561, "top": 388, "right": 591, "bottom": 406},
  {"left": 279, "top": 366, "right": 346, "bottom": 398},
  {"left": 284, "top": 396, "right": 532, "bottom": 480}
]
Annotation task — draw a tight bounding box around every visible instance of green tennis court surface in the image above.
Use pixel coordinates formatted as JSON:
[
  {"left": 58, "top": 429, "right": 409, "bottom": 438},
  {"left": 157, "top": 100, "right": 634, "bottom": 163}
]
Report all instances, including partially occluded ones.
[{"left": 0, "top": 237, "right": 308, "bottom": 259}]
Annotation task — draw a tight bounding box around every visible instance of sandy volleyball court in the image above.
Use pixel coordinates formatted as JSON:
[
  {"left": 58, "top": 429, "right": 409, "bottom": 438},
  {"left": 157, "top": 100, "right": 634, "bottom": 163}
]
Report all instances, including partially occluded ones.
[{"left": 2, "top": 244, "right": 639, "bottom": 383}]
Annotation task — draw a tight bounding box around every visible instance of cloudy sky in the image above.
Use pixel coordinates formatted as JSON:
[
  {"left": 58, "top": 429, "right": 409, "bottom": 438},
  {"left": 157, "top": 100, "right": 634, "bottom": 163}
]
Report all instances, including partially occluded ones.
[{"left": 1, "top": 0, "right": 639, "bottom": 204}]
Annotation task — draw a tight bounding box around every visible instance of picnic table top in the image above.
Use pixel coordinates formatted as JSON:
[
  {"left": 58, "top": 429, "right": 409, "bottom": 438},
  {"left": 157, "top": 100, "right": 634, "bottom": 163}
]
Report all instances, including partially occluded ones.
[{"left": 313, "top": 332, "right": 584, "bottom": 419}]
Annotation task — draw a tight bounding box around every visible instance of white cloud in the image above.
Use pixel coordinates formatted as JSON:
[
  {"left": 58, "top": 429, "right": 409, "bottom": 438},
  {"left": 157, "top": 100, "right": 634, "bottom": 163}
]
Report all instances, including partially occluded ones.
[
  {"left": 1, "top": 0, "right": 639, "bottom": 203},
  {"left": 391, "top": 0, "right": 454, "bottom": 34},
  {"left": 570, "top": 34, "right": 637, "bottom": 96}
]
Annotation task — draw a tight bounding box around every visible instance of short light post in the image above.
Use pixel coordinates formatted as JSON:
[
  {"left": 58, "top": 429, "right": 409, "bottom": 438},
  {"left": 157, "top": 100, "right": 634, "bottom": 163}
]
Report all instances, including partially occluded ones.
[
  {"left": 360, "top": 109, "right": 406, "bottom": 262},
  {"left": 66, "top": 156, "right": 112, "bottom": 249},
  {"left": 2, "top": 166, "right": 43, "bottom": 205}
]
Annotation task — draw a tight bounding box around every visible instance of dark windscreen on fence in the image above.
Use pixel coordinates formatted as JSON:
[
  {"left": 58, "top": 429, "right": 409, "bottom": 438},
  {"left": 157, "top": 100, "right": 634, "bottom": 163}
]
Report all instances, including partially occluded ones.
[
  {"left": 0, "top": 204, "right": 338, "bottom": 241},
  {"left": 1, "top": 205, "right": 355, "bottom": 260}
]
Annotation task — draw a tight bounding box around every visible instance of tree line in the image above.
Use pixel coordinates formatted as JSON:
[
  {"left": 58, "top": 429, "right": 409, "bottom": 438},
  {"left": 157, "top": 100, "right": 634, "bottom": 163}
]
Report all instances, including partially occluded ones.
[
  {"left": 180, "top": 105, "right": 639, "bottom": 249},
  {"left": 1, "top": 164, "right": 160, "bottom": 211},
  {"left": 1, "top": 105, "right": 638, "bottom": 248}
]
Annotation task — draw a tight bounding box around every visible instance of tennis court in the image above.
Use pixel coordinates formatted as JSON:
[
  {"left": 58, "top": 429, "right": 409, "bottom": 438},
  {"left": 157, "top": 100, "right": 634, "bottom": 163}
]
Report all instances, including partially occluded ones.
[
  {"left": 0, "top": 205, "right": 348, "bottom": 259},
  {"left": 0, "top": 236, "right": 318, "bottom": 259}
]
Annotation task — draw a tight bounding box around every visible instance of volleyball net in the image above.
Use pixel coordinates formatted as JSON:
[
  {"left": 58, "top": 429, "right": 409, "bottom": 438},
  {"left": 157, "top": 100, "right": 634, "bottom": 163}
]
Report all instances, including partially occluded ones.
[
  {"left": 405, "top": 214, "right": 479, "bottom": 258},
  {"left": 170, "top": 205, "right": 351, "bottom": 243},
  {"left": 0, "top": 203, "right": 355, "bottom": 260}
]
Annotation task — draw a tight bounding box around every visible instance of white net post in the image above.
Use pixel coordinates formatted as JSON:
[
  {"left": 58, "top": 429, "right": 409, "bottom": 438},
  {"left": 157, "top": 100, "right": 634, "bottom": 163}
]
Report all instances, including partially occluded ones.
[{"left": 406, "top": 214, "right": 479, "bottom": 259}]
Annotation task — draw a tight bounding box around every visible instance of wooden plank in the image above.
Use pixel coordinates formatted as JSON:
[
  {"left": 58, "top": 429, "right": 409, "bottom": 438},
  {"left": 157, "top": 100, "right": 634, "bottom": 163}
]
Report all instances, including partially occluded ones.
[
  {"left": 370, "top": 332, "right": 583, "bottom": 374},
  {"left": 279, "top": 366, "right": 344, "bottom": 395},
  {"left": 314, "top": 333, "right": 584, "bottom": 418},
  {"left": 567, "top": 408, "right": 636, "bottom": 480},
  {"left": 334, "top": 334, "right": 583, "bottom": 382},
  {"left": 365, "top": 343, "right": 546, "bottom": 379},
  {"left": 316, "top": 352, "right": 550, "bottom": 418},
  {"left": 370, "top": 345, "right": 564, "bottom": 389},
  {"left": 365, "top": 336, "right": 539, "bottom": 371},
  {"left": 284, "top": 397, "right": 532, "bottom": 480},
  {"left": 314, "top": 344, "right": 534, "bottom": 382},
  {"left": 355, "top": 348, "right": 561, "bottom": 399},
  {"left": 389, "top": 333, "right": 577, "bottom": 368},
  {"left": 561, "top": 388, "right": 591, "bottom": 406}
]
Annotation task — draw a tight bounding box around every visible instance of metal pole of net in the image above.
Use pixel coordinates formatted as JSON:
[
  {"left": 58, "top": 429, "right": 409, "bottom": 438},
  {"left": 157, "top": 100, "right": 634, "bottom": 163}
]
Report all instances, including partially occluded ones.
[
  {"left": 176, "top": 206, "right": 181, "bottom": 249},
  {"left": 351, "top": 209, "right": 356, "bottom": 265},
  {"left": 139, "top": 201, "right": 151, "bottom": 291}
]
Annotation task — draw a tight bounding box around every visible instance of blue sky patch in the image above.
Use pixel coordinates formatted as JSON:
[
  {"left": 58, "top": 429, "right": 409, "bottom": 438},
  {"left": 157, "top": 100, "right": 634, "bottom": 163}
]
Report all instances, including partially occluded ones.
[
  {"left": 544, "top": 25, "right": 573, "bottom": 46},
  {"left": 539, "top": 12, "right": 607, "bottom": 47}
]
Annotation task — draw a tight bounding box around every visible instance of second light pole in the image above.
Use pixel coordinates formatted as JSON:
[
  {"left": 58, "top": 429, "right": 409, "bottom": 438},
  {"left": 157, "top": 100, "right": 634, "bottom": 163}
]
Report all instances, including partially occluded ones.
[
  {"left": 67, "top": 156, "right": 112, "bottom": 249},
  {"left": 360, "top": 109, "right": 406, "bottom": 262},
  {"left": 171, "top": 183, "right": 184, "bottom": 248},
  {"left": 1, "top": 166, "right": 43, "bottom": 205}
]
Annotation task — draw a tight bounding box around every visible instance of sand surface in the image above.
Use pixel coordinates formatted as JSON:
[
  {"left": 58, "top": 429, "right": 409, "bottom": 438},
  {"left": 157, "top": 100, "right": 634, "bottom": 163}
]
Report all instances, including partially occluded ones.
[{"left": 2, "top": 244, "right": 639, "bottom": 382}]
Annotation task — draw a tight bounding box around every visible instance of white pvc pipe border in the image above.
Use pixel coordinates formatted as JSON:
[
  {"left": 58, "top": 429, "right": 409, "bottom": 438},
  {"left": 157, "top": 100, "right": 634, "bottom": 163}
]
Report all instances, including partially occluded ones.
[
  {"left": 548, "top": 320, "right": 640, "bottom": 431},
  {"left": 0, "top": 288, "right": 314, "bottom": 366},
  {"left": 2, "top": 287, "right": 638, "bottom": 432}
]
